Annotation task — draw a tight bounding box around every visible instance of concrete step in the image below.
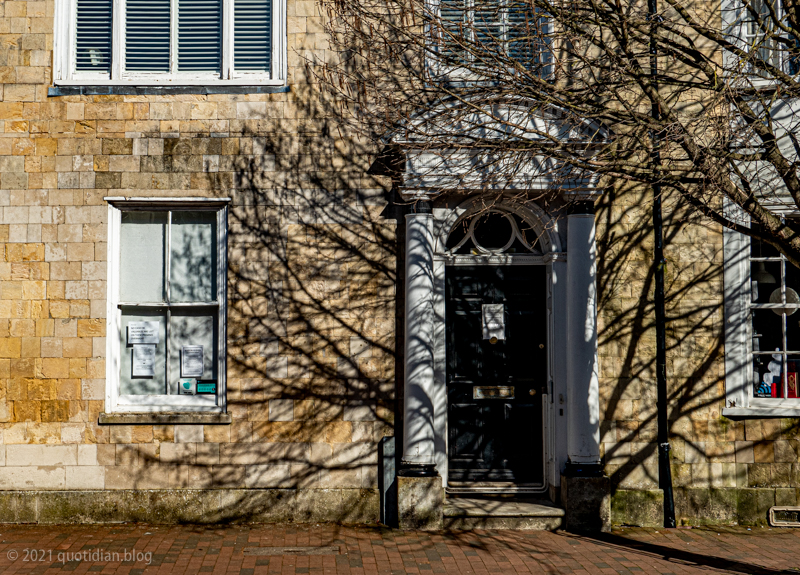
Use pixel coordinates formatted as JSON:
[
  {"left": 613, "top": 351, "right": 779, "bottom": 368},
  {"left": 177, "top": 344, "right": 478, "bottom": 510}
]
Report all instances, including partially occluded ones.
[{"left": 443, "top": 497, "right": 565, "bottom": 530}]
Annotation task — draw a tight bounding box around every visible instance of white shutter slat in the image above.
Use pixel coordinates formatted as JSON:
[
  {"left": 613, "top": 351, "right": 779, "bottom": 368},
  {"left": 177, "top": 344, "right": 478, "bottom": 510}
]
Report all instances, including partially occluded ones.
[
  {"left": 76, "top": 0, "right": 112, "bottom": 72},
  {"left": 234, "top": 0, "right": 271, "bottom": 72},
  {"left": 179, "top": 0, "right": 222, "bottom": 71},
  {"left": 473, "top": 0, "right": 505, "bottom": 50},
  {"left": 440, "top": 0, "right": 467, "bottom": 62},
  {"left": 126, "top": 0, "right": 171, "bottom": 72},
  {"left": 506, "top": 1, "right": 538, "bottom": 63}
]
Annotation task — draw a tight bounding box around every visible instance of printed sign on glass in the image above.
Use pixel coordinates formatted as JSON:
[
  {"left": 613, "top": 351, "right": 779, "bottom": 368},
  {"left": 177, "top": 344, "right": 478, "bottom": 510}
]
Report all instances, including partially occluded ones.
[
  {"left": 132, "top": 345, "right": 156, "bottom": 377},
  {"left": 181, "top": 345, "right": 204, "bottom": 378},
  {"left": 127, "top": 321, "right": 160, "bottom": 345}
]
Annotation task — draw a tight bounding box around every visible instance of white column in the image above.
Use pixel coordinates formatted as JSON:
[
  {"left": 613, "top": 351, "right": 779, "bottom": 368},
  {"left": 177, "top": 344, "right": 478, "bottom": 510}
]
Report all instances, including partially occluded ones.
[
  {"left": 566, "top": 209, "right": 601, "bottom": 467},
  {"left": 401, "top": 207, "right": 437, "bottom": 474}
]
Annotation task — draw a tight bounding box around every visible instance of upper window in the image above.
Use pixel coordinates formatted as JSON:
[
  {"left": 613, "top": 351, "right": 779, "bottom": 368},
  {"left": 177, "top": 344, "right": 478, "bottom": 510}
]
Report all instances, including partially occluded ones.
[
  {"left": 723, "top": 0, "right": 799, "bottom": 77},
  {"left": 432, "top": 0, "right": 550, "bottom": 75},
  {"left": 54, "top": 0, "right": 286, "bottom": 85},
  {"left": 723, "top": 212, "right": 800, "bottom": 416},
  {"left": 105, "top": 199, "right": 228, "bottom": 412}
]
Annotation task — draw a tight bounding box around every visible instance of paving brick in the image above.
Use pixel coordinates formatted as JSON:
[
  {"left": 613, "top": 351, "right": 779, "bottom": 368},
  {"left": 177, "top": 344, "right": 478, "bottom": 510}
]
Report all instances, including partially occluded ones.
[{"left": 0, "top": 524, "right": 797, "bottom": 574}]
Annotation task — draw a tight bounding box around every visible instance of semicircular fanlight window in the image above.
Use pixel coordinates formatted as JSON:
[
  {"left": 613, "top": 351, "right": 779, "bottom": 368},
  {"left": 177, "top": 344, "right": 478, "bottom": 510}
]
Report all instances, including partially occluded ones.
[{"left": 445, "top": 210, "right": 541, "bottom": 255}]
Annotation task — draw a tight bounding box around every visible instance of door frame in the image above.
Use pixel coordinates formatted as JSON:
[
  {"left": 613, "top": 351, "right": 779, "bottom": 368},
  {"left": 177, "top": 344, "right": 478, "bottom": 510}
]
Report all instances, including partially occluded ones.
[
  {"left": 427, "top": 197, "right": 569, "bottom": 493},
  {"left": 443, "top": 262, "right": 549, "bottom": 493}
]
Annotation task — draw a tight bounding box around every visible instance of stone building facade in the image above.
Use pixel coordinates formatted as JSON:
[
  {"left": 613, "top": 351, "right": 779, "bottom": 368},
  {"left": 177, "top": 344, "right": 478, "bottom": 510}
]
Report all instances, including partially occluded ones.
[{"left": 0, "top": 0, "right": 797, "bottom": 528}]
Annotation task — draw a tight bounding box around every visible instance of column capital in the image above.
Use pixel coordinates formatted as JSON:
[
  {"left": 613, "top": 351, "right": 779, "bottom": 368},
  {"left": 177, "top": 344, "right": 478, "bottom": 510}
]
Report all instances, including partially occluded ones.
[
  {"left": 406, "top": 201, "right": 432, "bottom": 215},
  {"left": 568, "top": 201, "right": 595, "bottom": 215}
]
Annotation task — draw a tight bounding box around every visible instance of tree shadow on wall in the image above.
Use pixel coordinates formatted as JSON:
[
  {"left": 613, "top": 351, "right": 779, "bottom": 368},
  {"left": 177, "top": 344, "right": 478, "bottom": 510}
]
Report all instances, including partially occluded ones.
[
  {"left": 108, "top": 70, "right": 406, "bottom": 524},
  {"left": 109, "top": 76, "right": 800, "bottom": 528},
  {"left": 595, "top": 181, "right": 800, "bottom": 524}
]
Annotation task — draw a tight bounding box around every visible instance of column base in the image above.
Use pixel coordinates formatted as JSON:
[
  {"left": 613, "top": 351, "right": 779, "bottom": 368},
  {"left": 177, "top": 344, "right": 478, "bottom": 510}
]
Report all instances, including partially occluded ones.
[
  {"left": 397, "top": 474, "right": 443, "bottom": 530},
  {"left": 563, "top": 461, "right": 605, "bottom": 477},
  {"left": 398, "top": 462, "right": 438, "bottom": 477},
  {"left": 560, "top": 472, "right": 610, "bottom": 533}
]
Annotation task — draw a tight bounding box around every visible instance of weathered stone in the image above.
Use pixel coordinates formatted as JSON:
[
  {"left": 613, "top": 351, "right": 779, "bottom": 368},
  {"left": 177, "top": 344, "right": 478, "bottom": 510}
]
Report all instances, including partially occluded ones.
[
  {"left": 561, "top": 474, "right": 611, "bottom": 533},
  {"left": 397, "top": 475, "right": 443, "bottom": 530},
  {"left": 611, "top": 489, "right": 663, "bottom": 527}
]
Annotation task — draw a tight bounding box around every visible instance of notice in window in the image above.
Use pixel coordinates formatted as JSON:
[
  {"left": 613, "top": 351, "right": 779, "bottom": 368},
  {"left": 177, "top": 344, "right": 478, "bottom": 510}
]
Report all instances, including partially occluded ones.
[
  {"left": 481, "top": 304, "right": 506, "bottom": 341},
  {"left": 132, "top": 345, "right": 156, "bottom": 377},
  {"left": 128, "top": 321, "right": 160, "bottom": 345},
  {"left": 181, "top": 345, "right": 204, "bottom": 378}
]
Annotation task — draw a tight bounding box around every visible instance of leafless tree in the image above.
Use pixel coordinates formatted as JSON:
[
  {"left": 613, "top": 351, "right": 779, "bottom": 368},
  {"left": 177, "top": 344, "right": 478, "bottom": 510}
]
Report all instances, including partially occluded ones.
[{"left": 317, "top": 0, "right": 800, "bottom": 266}]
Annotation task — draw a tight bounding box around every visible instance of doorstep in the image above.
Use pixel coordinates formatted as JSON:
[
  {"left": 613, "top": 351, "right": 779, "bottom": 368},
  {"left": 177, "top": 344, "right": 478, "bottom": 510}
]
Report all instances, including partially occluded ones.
[{"left": 443, "top": 496, "right": 565, "bottom": 530}]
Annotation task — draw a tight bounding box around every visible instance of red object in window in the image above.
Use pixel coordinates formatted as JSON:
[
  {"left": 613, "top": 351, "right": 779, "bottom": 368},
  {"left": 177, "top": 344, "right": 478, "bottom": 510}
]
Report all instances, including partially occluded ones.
[{"left": 788, "top": 372, "right": 798, "bottom": 398}]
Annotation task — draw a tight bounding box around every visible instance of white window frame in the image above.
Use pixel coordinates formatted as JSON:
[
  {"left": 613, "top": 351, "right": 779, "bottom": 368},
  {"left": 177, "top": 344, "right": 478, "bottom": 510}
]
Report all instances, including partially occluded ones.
[
  {"left": 426, "top": 0, "right": 552, "bottom": 80},
  {"left": 105, "top": 197, "right": 229, "bottom": 413},
  {"left": 722, "top": 203, "right": 800, "bottom": 417},
  {"left": 54, "top": 0, "right": 286, "bottom": 86},
  {"left": 722, "top": 0, "right": 798, "bottom": 81}
]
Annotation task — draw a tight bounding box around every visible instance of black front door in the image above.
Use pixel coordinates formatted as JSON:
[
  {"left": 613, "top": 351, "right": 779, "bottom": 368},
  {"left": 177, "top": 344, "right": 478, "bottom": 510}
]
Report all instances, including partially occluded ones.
[{"left": 446, "top": 265, "right": 547, "bottom": 484}]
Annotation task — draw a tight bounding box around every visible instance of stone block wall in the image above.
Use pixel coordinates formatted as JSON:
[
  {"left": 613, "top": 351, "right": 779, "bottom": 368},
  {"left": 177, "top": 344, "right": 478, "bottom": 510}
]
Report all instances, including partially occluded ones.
[
  {"left": 0, "top": 0, "right": 396, "bottom": 523},
  {"left": 596, "top": 185, "right": 800, "bottom": 526},
  {"left": 1, "top": 0, "right": 799, "bottom": 528}
]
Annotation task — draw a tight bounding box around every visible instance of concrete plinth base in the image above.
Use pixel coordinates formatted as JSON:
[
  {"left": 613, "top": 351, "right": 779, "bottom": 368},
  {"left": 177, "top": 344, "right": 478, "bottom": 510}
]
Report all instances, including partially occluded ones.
[
  {"left": 561, "top": 474, "right": 610, "bottom": 532},
  {"left": 397, "top": 475, "right": 443, "bottom": 530},
  {"left": 0, "top": 489, "right": 379, "bottom": 524}
]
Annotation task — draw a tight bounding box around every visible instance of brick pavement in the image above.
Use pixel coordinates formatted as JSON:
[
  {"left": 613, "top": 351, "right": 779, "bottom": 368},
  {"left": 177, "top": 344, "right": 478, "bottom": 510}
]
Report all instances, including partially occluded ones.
[{"left": 0, "top": 523, "right": 797, "bottom": 575}]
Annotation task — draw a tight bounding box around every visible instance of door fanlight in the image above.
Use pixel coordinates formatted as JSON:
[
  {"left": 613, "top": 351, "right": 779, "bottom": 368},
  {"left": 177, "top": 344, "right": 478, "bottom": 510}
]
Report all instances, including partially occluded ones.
[{"left": 446, "top": 209, "right": 541, "bottom": 255}]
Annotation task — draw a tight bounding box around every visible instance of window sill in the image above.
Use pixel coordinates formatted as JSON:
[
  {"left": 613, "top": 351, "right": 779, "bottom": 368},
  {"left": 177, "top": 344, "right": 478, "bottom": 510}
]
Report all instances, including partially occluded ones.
[
  {"left": 722, "top": 407, "right": 800, "bottom": 418},
  {"left": 49, "top": 85, "right": 290, "bottom": 97},
  {"left": 98, "top": 412, "right": 232, "bottom": 425}
]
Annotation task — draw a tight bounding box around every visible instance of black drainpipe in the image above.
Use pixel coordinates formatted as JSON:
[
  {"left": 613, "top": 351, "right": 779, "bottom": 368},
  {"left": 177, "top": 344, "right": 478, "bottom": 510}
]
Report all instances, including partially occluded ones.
[{"left": 648, "top": 0, "right": 677, "bottom": 529}]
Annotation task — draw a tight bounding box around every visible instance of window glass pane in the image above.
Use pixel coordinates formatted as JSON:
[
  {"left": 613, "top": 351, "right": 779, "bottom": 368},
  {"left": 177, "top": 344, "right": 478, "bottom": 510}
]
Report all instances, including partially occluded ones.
[
  {"left": 750, "top": 260, "right": 780, "bottom": 303},
  {"left": 120, "top": 211, "right": 166, "bottom": 302},
  {"left": 750, "top": 233, "right": 781, "bottom": 258},
  {"left": 169, "top": 309, "right": 218, "bottom": 394},
  {"left": 753, "top": 352, "right": 783, "bottom": 397},
  {"left": 76, "top": 0, "right": 112, "bottom": 72},
  {"left": 119, "top": 308, "right": 168, "bottom": 395},
  {"left": 179, "top": 0, "right": 222, "bottom": 72},
  {"left": 752, "top": 309, "right": 783, "bottom": 355},
  {"left": 782, "top": 261, "right": 800, "bottom": 351},
  {"left": 170, "top": 211, "right": 217, "bottom": 302},
  {"left": 235, "top": 0, "right": 272, "bottom": 71},
  {"left": 126, "top": 0, "right": 171, "bottom": 72}
]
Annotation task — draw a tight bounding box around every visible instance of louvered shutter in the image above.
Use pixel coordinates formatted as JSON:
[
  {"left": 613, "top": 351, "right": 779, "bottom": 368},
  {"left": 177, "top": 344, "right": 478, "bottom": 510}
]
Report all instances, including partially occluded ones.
[
  {"left": 440, "top": 0, "right": 467, "bottom": 63},
  {"left": 506, "top": 1, "right": 537, "bottom": 64},
  {"left": 179, "top": 0, "right": 222, "bottom": 71},
  {"left": 234, "top": 0, "right": 271, "bottom": 72},
  {"left": 473, "top": 0, "right": 505, "bottom": 54},
  {"left": 76, "top": 0, "right": 112, "bottom": 72},
  {"left": 126, "top": 0, "right": 170, "bottom": 72}
]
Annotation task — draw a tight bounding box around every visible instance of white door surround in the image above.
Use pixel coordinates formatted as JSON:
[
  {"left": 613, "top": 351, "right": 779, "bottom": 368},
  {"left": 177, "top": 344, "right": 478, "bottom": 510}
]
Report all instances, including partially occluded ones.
[{"left": 398, "top": 194, "right": 604, "bottom": 494}]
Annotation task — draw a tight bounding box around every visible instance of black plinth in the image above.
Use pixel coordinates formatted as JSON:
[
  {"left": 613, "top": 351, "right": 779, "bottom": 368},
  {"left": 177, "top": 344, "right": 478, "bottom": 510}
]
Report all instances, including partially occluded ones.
[
  {"left": 563, "top": 461, "right": 605, "bottom": 478},
  {"left": 397, "top": 462, "right": 438, "bottom": 477}
]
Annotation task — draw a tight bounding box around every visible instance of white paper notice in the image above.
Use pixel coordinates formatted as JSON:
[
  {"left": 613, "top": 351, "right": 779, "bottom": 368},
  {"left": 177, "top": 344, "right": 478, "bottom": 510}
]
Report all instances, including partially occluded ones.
[
  {"left": 481, "top": 304, "right": 506, "bottom": 341},
  {"left": 181, "top": 345, "right": 204, "bottom": 377},
  {"left": 132, "top": 345, "right": 156, "bottom": 377},
  {"left": 128, "top": 321, "right": 160, "bottom": 345}
]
